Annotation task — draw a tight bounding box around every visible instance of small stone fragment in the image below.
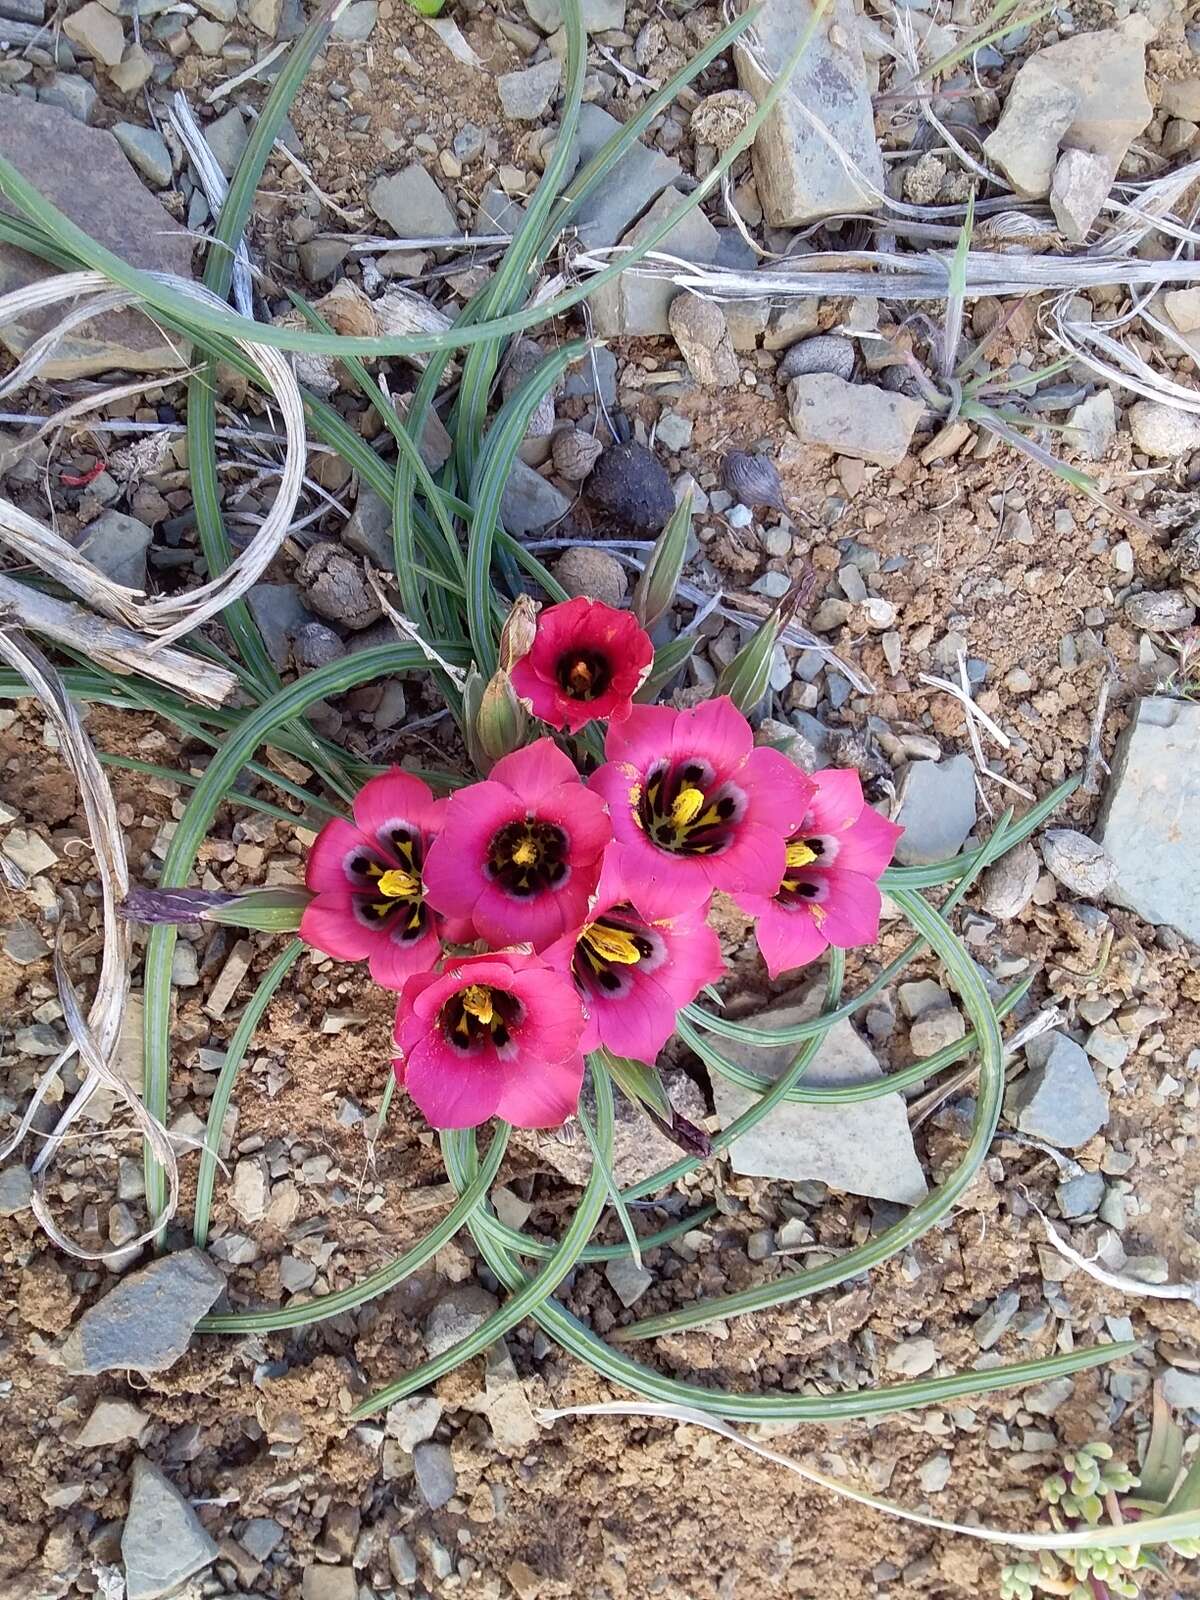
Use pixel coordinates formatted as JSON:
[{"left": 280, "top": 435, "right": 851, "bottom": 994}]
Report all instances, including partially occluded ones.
[
  {"left": 297, "top": 543, "right": 381, "bottom": 630},
  {"left": 668, "top": 294, "right": 739, "bottom": 388},
  {"left": 909, "top": 1005, "right": 966, "bottom": 1058},
  {"left": 229, "top": 1156, "right": 269, "bottom": 1225},
  {"left": 1163, "top": 1369, "right": 1200, "bottom": 1412},
  {"left": 0, "top": 1164, "right": 34, "bottom": 1216},
  {"left": 1164, "top": 287, "right": 1200, "bottom": 334},
  {"left": 604, "top": 1256, "right": 653, "bottom": 1307},
  {"left": 1041, "top": 828, "right": 1116, "bottom": 898},
  {"left": 385, "top": 1394, "right": 443, "bottom": 1451},
  {"left": 1009, "top": 1031, "right": 1109, "bottom": 1149},
  {"left": 590, "top": 187, "right": 721, "bottom": 338},
  {"left": 1125, "top": 590, "right": 1196, "bottom": 634},
  {"left": 979, "top": 842, "right": 1038, "bottom": 920},
  {"left": 76, "top": 509, "right": 152, "bottom": 589},
  {"left": 1, "top": 827, "right": 57, "bottom": 875},
  {"left": 892, "top": 756, "right": 976, "bottom": 867},
  {"left": 122, "top": 1456, "right": 219, "bottom": 1600},
  {"left": 62, "top": 1, "right": 125, "bottom": 65},
  {"left": 501, "top": 459, "right": 572, "bottom": 535},
  {"left": 564, "top": 103, "right": 680, "bottom": 249},
  {"left": 77, "top": 1399, "right": 149, "bottom": 1447},
  {"left": 424, "top": 1284, "right": 500, "bottom": 1357},
  {"left": 788, "top": 373, "right": 923, "bottom": 469},
  {"left": 412, "top": 1441, "right": 456, "bottom": 1509},
  {"left": 301, "top": 1569, "right": 357, "bottom": 1600},
  {"left": 777, "top": 335, "right": 855, "bottom": 384},
  {"left": 61, "top": 1248, "right": 225, "bottom": 1375},
  {"left": 1056, "top": 1171, "right": 1104, "bottom": 1218},
  {"left": 973, "top": 1289, "right": 1021, "bottom": 1350},
  {"left": 369, "top": 163, "right": 457, "bottom": 239},
  {"left": 1128, "top": 401, "right": 1200, "bottom": 459},
  {"left": 111, "top": 123, "right": 172, "bottom": 189},
  {"left": 551, "top": 547, "right": 628, "bottom": 608},
  {"left": 498, "top": 58, "right": 560, "bottom": 122},
  {"left": 3, "top": 919, "right": 49, "bottom": 964},
  {"left": 1049, "top": 147, "right": 1111, "bottom": 243},
  {"left": 886, "top": 1336, "right": 936, "bottom": 1376},
  {"left": 330, "top": 0, "right": 376, "bottom": 39},
  {"left": 1064, "top": 390, "right": 1116, "bottom": 461}
]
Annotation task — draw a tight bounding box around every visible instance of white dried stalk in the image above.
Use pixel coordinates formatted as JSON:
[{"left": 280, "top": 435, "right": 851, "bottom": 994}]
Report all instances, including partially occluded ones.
[
  {"left": 367, "top": 568, "right": 468, "bottom": 688},
  {"left": 170, "top": 90, "right": 254, "bottom": 318},
  {"left": 1028, "top": 1197, "right": 1200, "bottom": 1308},
  {"left": 1052, "top": 300, "right": 1200, "bottom": 415},
  {"left": 0, "top": 270, "right": 307, "bottom": 651},
  {"left": 20, "top": 370, "right": 203, "bottom": 449},
  {"left": 0, "top": 285, "right": 188, "bottom": 401},
  {"left": 202, "top": 39, "right": 289, "bottom": 103},
  {"left": 0, "top": 628, "right": 179, "bottom": 1258},
  {"left": 0, "top": 574, "right": 238, "bottom": 704}
]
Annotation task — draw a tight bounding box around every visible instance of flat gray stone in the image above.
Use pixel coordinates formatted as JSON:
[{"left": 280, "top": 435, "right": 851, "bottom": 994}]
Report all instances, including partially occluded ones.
[
  {"left": 76, "top": 509, "right": 152, "bottom": 589},
  {"left": 498, "top": 57, "right": 560, "bottom": 122},
  {"left": 38, "top": 74, "right": 100, "bottom": 123},
  {"left": 1050, "top": 146, "right": 1110, "bottom": 244},
  {"left": 735, "top": 0, "right": 883, "bottom": 225},
  {"left": 247, "top": 583, "right": 313, "bottom": 670},
  {"left": 892, "top": 755, "right": 977, "bottom": 866},
  {"left": 111, "top": 123, "right": 172, "bottom": 188},
  {"left": 708, "top": 988, "right": 928, "bottom": 1205},
  {"left": 1041, "top": 827, "right": 1116, "bottom": 899},
  {"left": 3, "top": 918, "right": 49, "bottom": 963},
  {"left": 1064, "top": 389, "right": 1116, "bottom": 460},
  {"left": 424, "top": 1284, "right": 499, "bottom": 1358},
  {"left": 77, "top": 1398, "right": 149, "bottom": 1447},
  {"left": 62, "top": 1247, "right": 225, "bottom": 1375},
  {"left": 0, "top": 1163, "right": 33, "bottom": 1216},
  {"left": 524, "top": 0, "right": 624, "bottom": 29},
  {"left": 568, "top": 103, "right": 680, "bottom": 249},
  {"left": 330, "top": 0, "right": 376, "bottom": 39},
  {"left": 1095, "top": 696, "right": 1200, "bottom": 941},
  {"left": 343, "top": 486, "right": 394, "bottom": 569},
  {"left": 369, "top": 163, "right": 457, "bottom": 239},
  {"left": 204, "top": 106, "right": 249, "bottom": 180},
  {"left": 122, "top": 1456, "right": 218, "bottom": 1600},
  {"left": 475, "top": 182, "right": 525, "bottom": 237},
  {"left": 0, "top": 99, "right": 195, "bottom": 379},
  {"left": 1163, "top": 1369, "right": 1200, "bottom": 1412},
  {"left": 412, "top": 1441, "right": 456, "bottom": 1509},
  {"left": 590, "top": 186, "right": 721, "bottom": 337},
  {"left": 1056, "top": 1170, "right": 1104, "bottom": 1218},
  {"left": 604, "top": 1256, "right": 653, "bottom": 1307},
  {"left": 787, "top": 373, "right": 923, "bottom": 468},
  {"left": 385, "top": 1394, "right": 443, "bottom": 1451},
  {"left": 1008, "top": 1031, "right": 1109, "bottom": 1149},
  {"left": 500, "top": 459, "right": 571, "bottom": 536}
]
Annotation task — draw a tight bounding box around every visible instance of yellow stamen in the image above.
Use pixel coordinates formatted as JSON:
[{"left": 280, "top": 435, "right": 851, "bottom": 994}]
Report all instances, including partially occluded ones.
[
  {"left": 581, "top": 922, "right": 641, "bottom": 965},
  {"left": 670, "top": 786, "right": 706, "bottom": 828},
  {"left": 378, "top": 867, "right": 419, "bottom": 898},
  {"left": 461, "top": 984, "right": 494, "bottom": 1026},
  {"left": 567, "top": 660, "right": 594, "bottom": 695},
  {"left": 785, "top": 840, "right": 818, "bottom": 870},
  {"left": 511, "top": 836, "right": 538, "bottom": 867}
]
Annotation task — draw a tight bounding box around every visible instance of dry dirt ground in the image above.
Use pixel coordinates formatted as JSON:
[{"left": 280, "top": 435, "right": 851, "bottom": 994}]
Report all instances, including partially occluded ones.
[{"left": 3, "top": 0, "right": 1200, "bottom": 1597}]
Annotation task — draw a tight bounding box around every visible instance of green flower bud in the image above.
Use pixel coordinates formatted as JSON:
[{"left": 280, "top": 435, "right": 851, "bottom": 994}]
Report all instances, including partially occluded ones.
[{"left": 633, "top": 492, "right": 691, "bottom": 631}]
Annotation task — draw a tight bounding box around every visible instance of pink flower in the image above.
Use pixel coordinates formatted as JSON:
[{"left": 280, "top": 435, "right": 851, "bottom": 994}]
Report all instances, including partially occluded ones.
[
  {"left": 301, "top": 769, "right": 449, "bottom": 989},
  {"left": 511, "top": 597, "right": 654, "bottom": 734},
  {"left": 422, "top": 738, "right": 612, "bottom": 951},
  {"left": 392, "top": 951, "right": 586, "bottom": 1129},
  {"left": 589, "top": 696, "right": 816, "bottom": 913},
  {"left": 734, "top": 768, "right": 904, "bottom": 978},
  {"left": 544, "top": 851, "right": 724, "bottom": 1064}
]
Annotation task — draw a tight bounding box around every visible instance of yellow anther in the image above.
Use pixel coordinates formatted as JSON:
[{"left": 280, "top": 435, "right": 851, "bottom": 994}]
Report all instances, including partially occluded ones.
[
  {"left": 511, "top": 836, "right": 538, "bottom": 867},
  {"left": 785, "top": 840, "right": 818, "bottom": 870},
  {"left": 378, "top": 867, "right": 419, "bottom": 898},
  {"left": 670, "top": 786, "right": 706, "bottom": 828},
  {"left": 461, "top": 985, "right": 494, "bottom": 1026},
  {"left": 581, "top": 922, "right": 641, "bottom": 966}
]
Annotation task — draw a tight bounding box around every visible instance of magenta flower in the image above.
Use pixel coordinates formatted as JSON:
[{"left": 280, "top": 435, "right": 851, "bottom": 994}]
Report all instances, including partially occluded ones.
[
  {"left": 589, "top": 696, "right": 816, "bottom": 913},
  {"left": 510, "top": 596, "right": 654, "bottom": 734},
  {"left": 544, "top": 850, "right": 724, "bottom": 1065},
  {"left": 392, "top": 950, "right": 586, "bottom": 1129},
  {"left": 422, "top": 738, "right": 612, "bottom": 951},
  {"left": 734, "top": 768, "right": 904, "bottom": 978},
  {"left": 301, "top": 769, "right": 450, "bottom": 989}
]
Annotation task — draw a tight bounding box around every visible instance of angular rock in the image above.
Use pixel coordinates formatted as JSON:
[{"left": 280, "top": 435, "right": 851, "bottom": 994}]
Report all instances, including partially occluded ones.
[
  {"left": 0, "top": 1163, "right": 33, "bottom": 1216},
  {"left": 524, "top": 0, "right": 624, "bottom": 29},
  {"left": 122, "top": 1456, "right": 219, "bottom": 1600},
  {"left": 1049, "top": 147, "right": 1111, "bottom": 244},
  {"left": 892, "top": 755, "right": 976, "bottom": 867},
  {"left": 424, "top": 1284, "right": 499, "bottom": 1358},
  {"left": 1125, "top": 590, "right": 1196, "bottom": 634},
  {"left": 0, "top": 100, "right": 194, "bottom": 379},
  {"left": 203, "top": 106, "right": 248, "bottom": 179},
  {"left": 787, "top": 373, "right": 923, "bottom": 468},
  {"left": 979, "top": 841, "right": 1039, "bottom": 920},
  {"left": 604, "top": 1256, "right": 653, "bottom": 1308},
  {"left": 708, "top": 987, "right": 928, "bottom": 1205},
  {"left": 343, "top": 486, "right": 394, "bottom": 570},
  {"left": 1041, "top": 828, "right": 1116, "bottom": 899},
  {"left": 498, "top": 58, "right": 560, "bottom": 122},
  {"left": 77, "top": 509, "right": 152, "bottom": 589},
  {"left": 1009, "top": 1031, "right": 1109, "bottom": 1149},
  {"left": 500, "top": 459, "right": 571, "bottom": 536},
  {"left": 735, "top": 0, "right": 883, "bottom": 225},
  {"left": 412, "top": 1441, "right": 456, "bottom": 1509},
  {"left": 1056, "top": 1170, "right": 1104, "bottom": 1218},
  {"left": 62, "top": 0, "right": 124, "bottom": 64},
  {"left": 568, "top": 103, "right": 680, "bottom": 248},
  {"left": 981, "top": 18, "right": 1152, "bottom": 198},
  {"left": 301, "top": 1569, "right": 357, "bottom": 1600},
  {"left": 112, "top": 123, "right": 172, "bottom": 189},
  {"left": 1064, "top": 390, "right": 1116, "bottom": 461},
  {"left": 1162, "top": 1369, "right": 1200, "bottom": 1412},
  {"left": 1128, "top": 401, "right": 1200, "bottom": 458},
  {"left": 514, "top": 1068, "right": 705, "bottom": 1188},
  {"left": 886, "top": 1335, "right": 936, "bottom": 1376},
  {"left": 1164, "top": 287, "right": 1200, "bottom": 335},
  {"left": 330, "top": 0, "right": 376, "bottom": 39},
  {"left": 38, "top": 73, "right": 99, "bottom": 122},
  {"left": 246, "top": 583, "right": 313, "bottom": 670},
  {"left": 484, "top": 1342, "right": 539, "bottom": 1451},
  {"left": 62, "top": 1248, "right": 225, "bottom": 1375},
  {"left": 1095, "top": 696, "right": 1200, "bottom": 941},
  {"left": 369, "top": 163, "right": 457, "bottom": 239},
  {"left": 385, "top": 1394, "right": 443, "bottom": 1451},
  {"left": 590, "top": 187, "right": 721, "bottom": 338},
  {"left": 77, "top": 1398, "right": 149, "bottom": 1447}
]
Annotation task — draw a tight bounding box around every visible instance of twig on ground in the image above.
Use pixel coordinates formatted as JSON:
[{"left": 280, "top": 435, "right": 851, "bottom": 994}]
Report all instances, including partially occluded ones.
[{"left": 1027, "top": 1194, "right": 1200, "bottom": 1307}]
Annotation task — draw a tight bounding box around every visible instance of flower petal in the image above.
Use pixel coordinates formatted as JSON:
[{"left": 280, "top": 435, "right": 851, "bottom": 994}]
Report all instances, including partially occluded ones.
[
  {"left": 400, "top": 1031, "right": 507, "bottom": 1130},
  {"left": 422, "top": 781, "right": 519, "bottom": 919},
  {"left": 602, "top": 702, "right": 680, "bottom": 768},
  {"left": 489, "top": 737, "right": 581, "bottom": 807},
  {"left": 804, "top": 767, "right": 865, "bottom": 837},
  {"left": 495, "top": 1050, "right": 585, "bottom": 1129},
  {"left": 300, "top": 891, "right": 377, "bottom": 961},
  {"left": 366, "top": 921, "right": 442, "bottom": 990},
  {"left": 670, "top": 694, "right": 754, "bottom": 770},
  {"left": 751, "top": 897, "right": 830, "bottom": 980},
  {"left": 808, "top": 867, "right": 884, "bottom": 950},
  {"left": 305, "top": 818, "right": 380, "bottom": 893},
  {"left": 742, "top": 747, "right": 818, "bottom": 840},
  {"left": 352, "top": 768, "right": 442, "bottom": 851},
  {"left": 828, "top": 803, "right": 905, "bottom": 879}
]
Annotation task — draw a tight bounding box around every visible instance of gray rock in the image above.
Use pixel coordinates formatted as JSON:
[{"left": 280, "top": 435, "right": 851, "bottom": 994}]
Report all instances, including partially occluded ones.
[
  {"left": 301, "top": 1569, "right": 357, "bottom": 1600},
  {"left": 38, "top": 74, "right": 99, "bottom": 123},
  {"left": 1095, "top": 696, "right": 1200, "bottom": 941},
  {"left": 500, "top": 459, "right": 571, "bottom": 535},
  {"left": 385, "top": 1394, "right": 443, "bottom": 1451},
  {"left": 0, "top": 99, "right": 195, "bottom": 379},
  {"left": 514, "top": 1069, "right": 706, "bottom": 1189},
  {"left": 0, "top": 1163, "right": 33, "bottom": 1216},
  {"left": 241, "top": 1519, "right": 285, "bottom": 1563},
  {"left": 568, "top": 103, "right": 680, "bottom": 248},
  {"left": 1127, "top": 400, "right": 1200, "bottom": 458},
  {"left": 918, "top": 1453, "right": 952, "bottom": 1494},
  {"left": 498, "top": 58, "right": 560, "bottom": 122},
  {"left": 475, "top": 182, "right": 525, "bottom": 237},
  {"left": 330, "top": 0, "right": 376, "bottom": 39},
  {"left": 452, "top": 123, "right": 486, "bottom": 165},
  {"left": 604, "top": 1257, "right": 653, "bottom": 1307},
  {"left": 1056, "top": 1170, "right": 1104, "bottom": 1218},
  {"left": 111, "top": 123, "right": 172, "bottom": 189},
  {"left": 77, "top": 509, "right": 152, "bottom": 589},
  {"left": 424, "top": 1284, "right": 499, "bottom": 1358},
  {"left": 973, "top": 1289, "right": 1020, "bottom": 1350},
  {"left": 369, "top": 163, "right": 457, "bottom": 239},
  {"left": 412, "top": 1441, "right": 456, "bottom": 1509},
  {"left": 343, "top": 486, "right": 394, "bottom": 569},
  {"left": 77, "top": 1398, "right": 148, "bottom": 1446},
  {"left": 892, "top": 755, "right": 977, "bottom": 866},
  {"left": 778, "top": 334, "right": 855, "bottom": 384},
  {"left": 1163, "top": 1368, "right": 1200, "bottom": 1412},
  {"left": 787, "top": 373, "right": 923, "bottom": 468},
  {"left": 0, "top": 0, "right": 46, "bottom": 22},
  {"left": 388, "top": 1534, "right": 418, "bottom": 1585},
  {"left": 979, "top": 841, "right": 1039, "bottom": 919},
  {"left": 3, "top": 919, "right": 49, "bottom": 963},
  {"left": 669, "top": 293, "right": 739, "bottom": 388},
  {"left": 122, "top": 1455, "right": 219, "bottom": 1600},
  {"left": 735, "top": 0, "right": 883, "bottom": 225},
  {"left": 981, "top": 18, "right": 1152, "bottom": 198},
  {"left": 1009, "top": 1031, "right": 1109, "bottom": 1149},
  {"left": 564, "top": 345, "right": 617, "bottom": 408},
  {"left": 524, "top": 0, "right": 624, "bottom": 29},
  {"left": 1125, "top": 590, "right": 1196, "bottom": 634},
  {"left": 1041, "top": 828, "right": 1117, "bottom": 898},
  {"left": 909, "top": 1005, "right": 966, "bottom": 1058},
  {"left": 62, "top": 0, "right": 124, "bottom": 64},
  {"left": 886, "top": 1335, "right": 936, "bottom": 1375},
  {"left": 247, "top": 583, "right": 313, "bottom": 670},
  {"left": 1064, "top": 389, "right": 1116, "bottom": 461},
  {"left": 1024, "top": 1375, "right": 1075, "bottom": 1416},
  {"left": 62, "top": 1248, "right": 225, "bottom": 1375},
  {"left": 1049, "top": 146, "right": 1111, "bottom": 243},
  {"left": 591, "top": 187, "right": 721, "bottom": 337},
  {"left": 203, "top": 106, "right": 249, "bottom": 180},
  {"left": 708, "top": 987, "right": 928, "bottom": 1205},
  {"left": 297, "top": 237, "right": 350, "bottom": 284}
]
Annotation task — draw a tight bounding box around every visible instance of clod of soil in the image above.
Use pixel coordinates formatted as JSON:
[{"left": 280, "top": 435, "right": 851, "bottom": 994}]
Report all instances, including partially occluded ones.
[{"left": 586, "top": 440, "right": 675, "bottom": 534}]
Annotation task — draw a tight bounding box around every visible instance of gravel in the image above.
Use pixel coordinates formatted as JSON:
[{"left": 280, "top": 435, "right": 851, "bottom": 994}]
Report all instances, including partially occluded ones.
[
  {"left": 1009, "top": 1031, "right": 1109, "bottom": 1149},
  {"left": 413, "top": 1441, "right": 456, "bottom": 1509}
]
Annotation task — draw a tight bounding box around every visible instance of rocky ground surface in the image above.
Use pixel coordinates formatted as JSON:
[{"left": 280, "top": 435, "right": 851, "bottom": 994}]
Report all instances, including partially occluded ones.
[{"left": 2, "top": 0, "right": 1200, "bottom": 1596}]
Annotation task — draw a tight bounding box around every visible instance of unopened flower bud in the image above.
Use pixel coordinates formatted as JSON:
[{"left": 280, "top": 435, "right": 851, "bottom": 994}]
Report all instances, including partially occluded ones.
[
  {"left": 498, "top": 593, "right": 540, "bottom": 672},
  {"left": 120, "top": 886, "right": 311, "bottom": 932},
  {"left": 633, "top": 491, "right": 691, "bottom": 631},
  {"left": 472, "top": 668, "right": 528, "bottom": 770}
]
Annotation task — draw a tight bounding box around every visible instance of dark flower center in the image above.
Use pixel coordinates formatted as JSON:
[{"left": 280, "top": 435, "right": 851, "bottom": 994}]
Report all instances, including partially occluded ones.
[
  {"left": 777, "top": 836, "right": 826, "bottom": 905},
  {"left": 556, "top": 649, "right": 611, "bottom": 703},
  {"left": 573, "top": 910, "right": 656, "bottom": 995},
  {"left": 639, "top": 760, "right": 741, "bottom": 857},
  {"left": 439, "top": 983, "right": 522, "bottom": 1054},
  {"left": 351, "top": 826, "right": 429, "bottom": 941},
  {"left": 487, "top": 817, "right": 569, "bottom": 898}
]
